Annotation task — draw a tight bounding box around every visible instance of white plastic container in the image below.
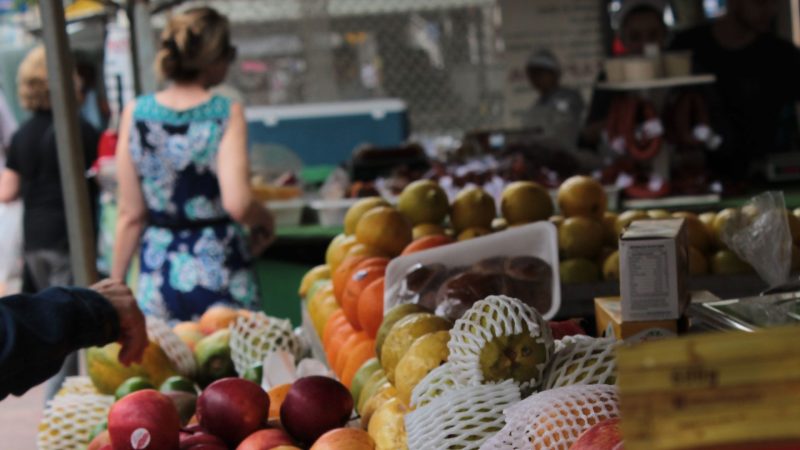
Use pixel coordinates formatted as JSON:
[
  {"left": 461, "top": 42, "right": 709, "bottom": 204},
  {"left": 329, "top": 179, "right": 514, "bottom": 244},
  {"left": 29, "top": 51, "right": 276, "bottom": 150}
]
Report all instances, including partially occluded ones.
[
  {"left": 266, "top": 199, "right": 305, "bottom": 227},
  {"left": 310, "top": 198, "right": 359, "bottom": 227},
  {"left": 384, "top": 221, "right": 561, "bottom": 320}
]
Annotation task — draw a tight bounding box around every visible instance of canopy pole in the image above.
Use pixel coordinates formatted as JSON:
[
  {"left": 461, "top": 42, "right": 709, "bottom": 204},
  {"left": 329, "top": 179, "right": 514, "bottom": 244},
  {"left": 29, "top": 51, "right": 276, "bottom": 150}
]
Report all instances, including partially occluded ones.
[{"left": 39, "top": 0, "right": 98, "bottom": 287}]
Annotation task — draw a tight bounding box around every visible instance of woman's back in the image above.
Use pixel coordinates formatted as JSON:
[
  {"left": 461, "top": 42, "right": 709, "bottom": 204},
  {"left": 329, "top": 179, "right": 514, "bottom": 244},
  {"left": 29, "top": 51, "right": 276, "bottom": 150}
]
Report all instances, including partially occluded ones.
[{"left": 130, "top": 93, "right": 231, "bottom": 227}]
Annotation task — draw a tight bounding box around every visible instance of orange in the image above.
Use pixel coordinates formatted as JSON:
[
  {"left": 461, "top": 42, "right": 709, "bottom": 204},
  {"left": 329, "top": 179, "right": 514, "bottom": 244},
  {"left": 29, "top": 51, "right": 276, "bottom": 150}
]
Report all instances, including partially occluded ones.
[
  {"left": 172, "top": 321, "right": 201, "bottom": 335},
  {"left": 310, "top": 428, "right": 375, "bottom": 450},
  {"left": 358, "top": 277, "right": 385, "bottom": 339},
  {"left": 198, "top": 305, "right": 239, "bottom": 335},
  {"left": 267, "top": 383, "right": 292, "bottom": 421},
  {"left": 333, "top": 255, "right": 369, "bottom": 304},
  {"left": 308, "top": 290, "right": 340, "bottom": 338},
  {"left": 450, "top": 187, "right": 496, "bottom": 233},
  {"left": 355, "top": 207, "right": 413, "bottom": 257},
  {"left": 397, "top": 180, "right": 450, "bottom": 226},
  {"left": 322, "top": 310, "right": 349, "bottom": 350},
  {"left": 401, "top": 234, "right": 454, "bottom": 256},
  {"left": 557, "top": 175, "right": 607, "bottom": 220},
  {"left": 342, "top": 264, "right": 387, "bottom": 330},
  {"left": 325, "top": 321, "right": 357, "bottom": 369},
  {"left": 412, "top": 223, "right": 447, "bottom": 240},
  {"left": 345, "top": 242, "right": 389, "bottom": 260},
  {"left": 341, "top": 340, "right": 378, "bottom": 389},
  {"left": 344, "top": 197, "right": 390, "bottom": 235},
  {"left": 326, "top": 234, "right": 360, "bottom": 273},
  {"left": 501, "top": 181, "right": 554, "bottom": 225},
  {"left": 334, "top": 332, "right": 370, "bottom": 377}
]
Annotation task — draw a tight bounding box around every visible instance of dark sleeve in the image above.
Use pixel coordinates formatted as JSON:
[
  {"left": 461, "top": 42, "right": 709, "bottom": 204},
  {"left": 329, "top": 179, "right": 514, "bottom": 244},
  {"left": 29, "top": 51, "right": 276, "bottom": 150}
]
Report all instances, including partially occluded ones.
[
  {"left": 81, "top": 120, "right": 100, "bottom": 171},
  {"left": 5, "top": 131, "right": 21, "bottom": 173},
  {"left": 0, "top": 287, "right": 120, "bottom": 399}
]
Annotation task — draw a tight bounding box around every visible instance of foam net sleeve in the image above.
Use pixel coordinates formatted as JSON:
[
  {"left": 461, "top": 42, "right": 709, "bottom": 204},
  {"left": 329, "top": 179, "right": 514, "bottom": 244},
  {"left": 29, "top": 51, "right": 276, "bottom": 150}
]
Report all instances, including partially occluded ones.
[
  {"left": 409, "top": 361, "right": 467, "bottom": 409},
  {"left": 481, "top": 384, "right": 620, "bottom": 450},
  {"left": 146, "top": 316, "right": 196, "bottom": 377},
  {"left": 38, "top": 393, "right": 114, "bottom": 450},
  {"left": 406, "top": 379, "right": 521, "bottom": 450},
  {"left": 230, "top": 312, "right": 301, "bottom": 375},
  {"left": 447, "top": 295, "right": 554, "bottom": 391},
  {"left": 542, "top": 336, "right": 617, "bottom": 390}
]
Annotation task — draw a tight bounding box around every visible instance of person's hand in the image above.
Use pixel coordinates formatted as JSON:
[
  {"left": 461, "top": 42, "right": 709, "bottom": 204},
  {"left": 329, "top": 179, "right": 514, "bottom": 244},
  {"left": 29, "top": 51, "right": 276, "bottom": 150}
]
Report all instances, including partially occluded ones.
[
  {"left": 90, "top": 279, "right": 147, "bottom": 366},
  {"left": 250, "top": 210, "right": 276, "bottom": 256}
]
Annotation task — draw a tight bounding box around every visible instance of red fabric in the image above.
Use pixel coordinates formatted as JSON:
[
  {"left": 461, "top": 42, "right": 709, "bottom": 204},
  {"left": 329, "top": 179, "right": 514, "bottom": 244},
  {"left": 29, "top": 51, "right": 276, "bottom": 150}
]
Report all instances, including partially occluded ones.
[{"left": 91, "top": 130, "right": 118, "bottom": 172}]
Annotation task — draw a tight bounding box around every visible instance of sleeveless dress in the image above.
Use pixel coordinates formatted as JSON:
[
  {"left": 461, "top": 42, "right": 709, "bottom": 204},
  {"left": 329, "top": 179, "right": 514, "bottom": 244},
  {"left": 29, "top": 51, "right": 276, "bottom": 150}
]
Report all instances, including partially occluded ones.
[{"left": 129, "top": 94, "right": 258, "bottom": 320}]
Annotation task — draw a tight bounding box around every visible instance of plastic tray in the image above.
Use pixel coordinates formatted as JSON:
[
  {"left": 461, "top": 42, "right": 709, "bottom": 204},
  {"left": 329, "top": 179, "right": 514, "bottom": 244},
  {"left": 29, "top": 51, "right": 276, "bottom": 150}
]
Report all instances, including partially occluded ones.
[
  {"left": 384, "top": 221, "right": 561, "bottom": 320},
  {"left": 266, "top": 199, "right": 305, "bottom": 227}
]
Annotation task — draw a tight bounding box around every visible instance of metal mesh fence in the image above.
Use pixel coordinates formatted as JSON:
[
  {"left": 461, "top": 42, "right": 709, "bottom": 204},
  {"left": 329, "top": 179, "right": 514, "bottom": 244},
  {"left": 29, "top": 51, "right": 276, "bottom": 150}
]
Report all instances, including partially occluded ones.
[{"left": 158, "top": 0, "right": 503, "bottom": 137}]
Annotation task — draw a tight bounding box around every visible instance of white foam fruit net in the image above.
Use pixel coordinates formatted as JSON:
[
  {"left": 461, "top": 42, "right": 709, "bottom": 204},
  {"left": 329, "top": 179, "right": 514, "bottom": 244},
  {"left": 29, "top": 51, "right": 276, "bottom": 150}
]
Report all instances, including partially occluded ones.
[
  {"left": 406, "top": 379, "right": 521, "bottom": 450},
  {"left": 481, "top": 384, "right": 620, "bottom": 450},
  {"left": 38, "top": 393, "right": 113, "bottom": 450},
  {"left": 56, "top": 376, "right": 100, "bottom": 398},
  {"left": 448, "top": 295, "right": 554, "bottom": 391},
  {"left": 230, "top": 312, "right": 302, "bottom": 375},
  {"left": 542, "top": 336, "right": 617, "bottom": 390},
  {"left": 146, "top": 316, "right": 196, "bottom": 377},
  {"left": 410, "top": 362, "right": 467, "bottom": 409}
]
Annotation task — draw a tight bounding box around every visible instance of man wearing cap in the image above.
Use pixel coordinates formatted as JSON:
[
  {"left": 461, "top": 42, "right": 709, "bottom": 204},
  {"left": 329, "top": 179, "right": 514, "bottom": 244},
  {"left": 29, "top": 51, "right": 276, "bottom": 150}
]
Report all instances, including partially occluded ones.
[
  {"left": 581, "top": 0, "right": 668, "bottom": 149},
  {"left": 523, "top": 49, "right": 585, "bottom": 149}
]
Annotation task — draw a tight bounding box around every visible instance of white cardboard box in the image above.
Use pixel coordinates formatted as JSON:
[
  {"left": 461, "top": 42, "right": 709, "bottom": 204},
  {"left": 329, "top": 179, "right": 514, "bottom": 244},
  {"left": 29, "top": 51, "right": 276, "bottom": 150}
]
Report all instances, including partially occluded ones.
[{"left": 620, "top": 219, "right": 689, "bottom": 321}]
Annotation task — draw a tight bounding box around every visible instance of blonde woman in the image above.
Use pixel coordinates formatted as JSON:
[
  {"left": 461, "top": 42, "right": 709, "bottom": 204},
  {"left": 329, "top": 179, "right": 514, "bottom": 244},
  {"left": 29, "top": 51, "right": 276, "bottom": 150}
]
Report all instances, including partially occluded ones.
[
  {"left": 111, "top": 7, "right": 274, "bottom": 321},
  {"left": 0, "top": 46, "right": 100, "bottom": 400}
]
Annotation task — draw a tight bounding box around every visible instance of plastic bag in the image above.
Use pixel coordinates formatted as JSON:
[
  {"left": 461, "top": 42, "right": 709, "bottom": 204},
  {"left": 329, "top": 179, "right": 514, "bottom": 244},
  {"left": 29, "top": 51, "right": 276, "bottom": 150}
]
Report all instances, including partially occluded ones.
[
  {"left": 0, "top": 201, "right": 23, "bottom": 284},
  {"left": 721, "top": 191, "right": 791, "bottom": 288}
]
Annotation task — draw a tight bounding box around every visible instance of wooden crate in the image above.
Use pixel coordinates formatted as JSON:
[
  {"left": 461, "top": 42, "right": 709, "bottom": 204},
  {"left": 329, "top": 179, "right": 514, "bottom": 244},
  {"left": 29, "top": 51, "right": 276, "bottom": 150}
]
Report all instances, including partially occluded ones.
[{"left": 617, "top": 326, "right": 800, "bottom": 450}]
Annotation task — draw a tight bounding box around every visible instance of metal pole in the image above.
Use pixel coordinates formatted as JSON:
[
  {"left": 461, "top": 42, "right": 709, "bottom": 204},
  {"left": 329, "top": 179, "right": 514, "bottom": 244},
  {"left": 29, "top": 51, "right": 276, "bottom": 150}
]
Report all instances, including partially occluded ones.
[{"left": 39, "top": 0, "right": 98, "bottom": 287}]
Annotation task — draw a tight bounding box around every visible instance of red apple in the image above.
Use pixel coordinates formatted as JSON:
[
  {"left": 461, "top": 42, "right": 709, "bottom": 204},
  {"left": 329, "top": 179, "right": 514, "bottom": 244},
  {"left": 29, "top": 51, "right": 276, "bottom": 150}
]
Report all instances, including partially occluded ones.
[
  {"left": 280, "top": 376, "right": 354, "bottom": 444},
  {"left": 236, "top": 428, "right": 295, "bottom": 450},
  {"left": 570, "top": 417, "right": 623, "bottom": 450},
  {"left": 179, "top": 426, "right": 228, "bottom": 450},
  {"left": 197, "top": 377, "right": 270, "bottom": 447},
  {"left": 87, "top": 430, "right": 111, "bottom": 450},
  {"left": 108, "top": 389, "right": 181, "bottom": 450}
]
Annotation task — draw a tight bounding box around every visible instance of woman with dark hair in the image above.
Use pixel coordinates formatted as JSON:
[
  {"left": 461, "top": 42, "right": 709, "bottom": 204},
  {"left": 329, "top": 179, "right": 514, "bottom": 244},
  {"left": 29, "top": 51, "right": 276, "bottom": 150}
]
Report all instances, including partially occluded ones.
[{"left": 111, "top": 7, "right": 274, "bottom": 321}]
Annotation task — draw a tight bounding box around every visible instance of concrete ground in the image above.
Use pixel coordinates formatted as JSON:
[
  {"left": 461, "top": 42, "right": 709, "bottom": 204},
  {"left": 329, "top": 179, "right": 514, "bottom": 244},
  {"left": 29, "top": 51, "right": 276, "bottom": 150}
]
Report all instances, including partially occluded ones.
[{"left": 0, "top": 384, "right": 43, "bottom": 449}]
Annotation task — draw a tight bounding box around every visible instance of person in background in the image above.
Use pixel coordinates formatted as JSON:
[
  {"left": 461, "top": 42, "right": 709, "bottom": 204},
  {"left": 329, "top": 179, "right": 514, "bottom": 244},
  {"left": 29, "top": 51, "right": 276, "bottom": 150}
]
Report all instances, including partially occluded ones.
[
  {"left": 0, "top": 87, "right": 18, "bottom": 167},
  {"left": 0, "top": 46, "right": 100, "bottom": 400},
  {"left": 74, "top": 58, "right": 109, "bottom": 131},
  {"left": 670, "top": 0, "right": 800, "bottom": 180},
  {"left": 0, "top": 279, "right": 147, "bottom": 400},
  {"left": 523, "top": 49, "right": 584, "bottom": 149},
  {"left": 581, "top": 0, "right": 668, "bottom": 148},
  {"left": 112, "top": 7, "right": 274, "bottom": 321}
]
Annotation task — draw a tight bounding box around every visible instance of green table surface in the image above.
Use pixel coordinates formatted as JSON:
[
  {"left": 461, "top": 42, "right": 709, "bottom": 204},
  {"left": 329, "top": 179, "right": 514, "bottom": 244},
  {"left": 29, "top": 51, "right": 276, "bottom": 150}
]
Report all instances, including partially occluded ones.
[{"left": 276, "top": 225, "right": 342, "bottom": 240}]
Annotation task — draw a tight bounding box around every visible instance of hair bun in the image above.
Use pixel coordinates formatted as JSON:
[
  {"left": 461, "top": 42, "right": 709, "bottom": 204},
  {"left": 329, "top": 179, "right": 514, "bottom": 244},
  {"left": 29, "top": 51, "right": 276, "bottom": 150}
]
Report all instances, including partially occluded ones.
[{"left": 154, "top": 7, "right": 231, "bottom": 82}]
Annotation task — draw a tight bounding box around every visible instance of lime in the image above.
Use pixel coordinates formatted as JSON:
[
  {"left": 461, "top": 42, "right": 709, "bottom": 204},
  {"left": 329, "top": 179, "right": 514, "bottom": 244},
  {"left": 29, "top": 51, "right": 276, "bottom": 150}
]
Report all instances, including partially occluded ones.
[
  {"left": 242, "top": 364, "right": 263, "bottom": 385},
  {"left": 115, "top": 376, "right": 154, "bottom": 400}
]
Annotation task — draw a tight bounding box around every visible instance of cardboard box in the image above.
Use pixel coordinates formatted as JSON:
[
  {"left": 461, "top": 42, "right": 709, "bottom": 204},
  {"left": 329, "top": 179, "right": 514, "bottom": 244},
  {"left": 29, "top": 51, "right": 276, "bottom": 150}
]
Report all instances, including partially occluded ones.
[
  {"left": 594, "top": 296, "right": 684, "bottom": 342},
  {"left": 619, "top": 218, "right": 689, "bottom": 321}
]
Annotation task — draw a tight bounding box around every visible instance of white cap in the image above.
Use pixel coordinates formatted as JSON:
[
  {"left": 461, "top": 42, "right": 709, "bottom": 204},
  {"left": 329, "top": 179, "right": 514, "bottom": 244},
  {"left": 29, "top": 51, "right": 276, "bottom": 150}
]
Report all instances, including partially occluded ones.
[
  {"left": 616, "top": 0, "right": 666, "bottom": 27},
  {"left": 526, "top": 49, "right": 560, "bottom": 73}
]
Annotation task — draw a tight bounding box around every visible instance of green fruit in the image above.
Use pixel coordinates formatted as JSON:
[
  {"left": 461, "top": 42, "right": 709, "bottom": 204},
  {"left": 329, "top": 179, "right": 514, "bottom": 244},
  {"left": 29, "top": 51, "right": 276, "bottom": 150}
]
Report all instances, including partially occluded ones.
[
  {"left": 478, "top": 323, "right": 548, "bottom": 384},
  {"left": 357, "top": 370, "right": 388, "bottom": 415},
  {"left": 114, "top": 376, "right": 154, "bottom": 400},
  {"left": 242, "top": 364, "right": 263, "bottom": 385},
  {"left": 87, "top": 419, "right": 107, "bottom": 443},
  {"left": 376, "top": 303, "right": 429, "bottom": 361},
  {"left": 194, "top": 329, "right": 236, "bottom": 387},
  {"left": 159, "top": 375, "right": 198, "bottom": 394},
  {"left": 559, "top": 258, "right": 601, "bottom": 284},
  {"left": 350, "top": 358, "right": 381, "bottom": 406}
]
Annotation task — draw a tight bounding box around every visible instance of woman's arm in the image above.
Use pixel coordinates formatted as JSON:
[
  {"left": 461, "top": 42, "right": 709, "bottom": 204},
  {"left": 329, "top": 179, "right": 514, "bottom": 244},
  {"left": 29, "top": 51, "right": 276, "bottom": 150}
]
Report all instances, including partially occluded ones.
[
  {"left": 217, "top": 102, "right": 274, "bottom": 230},
  {"left": 0, "top": 169, "right": 20, "bottom": 203},
  {"left": 111, "top": 102, "right": 147, "bottom": 281}
]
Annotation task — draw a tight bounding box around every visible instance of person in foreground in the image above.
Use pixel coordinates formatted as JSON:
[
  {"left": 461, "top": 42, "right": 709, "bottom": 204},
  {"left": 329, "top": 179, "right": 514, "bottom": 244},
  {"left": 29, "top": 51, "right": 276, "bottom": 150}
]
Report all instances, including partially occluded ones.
[{"left": 0, "top": 279, "right": 147, "bottom": 400}]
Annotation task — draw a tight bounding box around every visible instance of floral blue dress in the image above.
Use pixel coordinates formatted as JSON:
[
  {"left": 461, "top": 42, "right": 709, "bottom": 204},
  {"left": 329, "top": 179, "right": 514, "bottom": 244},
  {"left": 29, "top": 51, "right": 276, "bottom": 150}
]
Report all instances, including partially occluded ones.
[{"left": 130, "top": 94, "right": 258, "bottom": 320}]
